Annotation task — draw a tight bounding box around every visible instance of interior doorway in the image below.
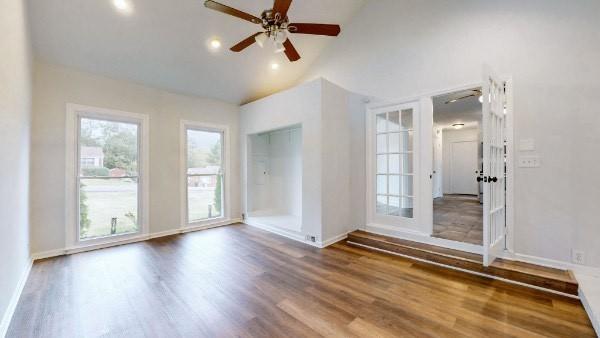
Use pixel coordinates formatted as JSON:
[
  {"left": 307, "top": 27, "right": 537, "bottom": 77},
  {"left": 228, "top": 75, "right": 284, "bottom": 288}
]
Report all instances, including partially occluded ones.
[{"left": 431, "top": 87, "right": 484, "bottom": 245}]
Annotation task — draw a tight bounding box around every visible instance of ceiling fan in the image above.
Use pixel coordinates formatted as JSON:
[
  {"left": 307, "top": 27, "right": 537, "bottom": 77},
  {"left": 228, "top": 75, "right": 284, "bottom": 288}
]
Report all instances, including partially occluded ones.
[
  {"left": 444, "top": 89, "right": 483, "bottom": 104},
  {"left": 204, "top": 0, "right": 342, "bottom": 62}
]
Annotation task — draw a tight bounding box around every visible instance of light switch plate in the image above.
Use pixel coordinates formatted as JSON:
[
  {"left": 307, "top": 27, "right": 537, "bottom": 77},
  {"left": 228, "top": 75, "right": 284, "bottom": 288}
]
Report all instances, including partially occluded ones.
[
  {"left": 518, "top": 156, "right": 540, "bottom": 168},
  {"left": 519, "top": 138, "right": 536, "bottom": 151}
]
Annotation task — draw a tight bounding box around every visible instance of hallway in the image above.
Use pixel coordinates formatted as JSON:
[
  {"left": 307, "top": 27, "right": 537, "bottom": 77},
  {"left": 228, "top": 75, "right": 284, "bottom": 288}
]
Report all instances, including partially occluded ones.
[{"left": 433, "top": 195, "right": 483, "bottom": 245}]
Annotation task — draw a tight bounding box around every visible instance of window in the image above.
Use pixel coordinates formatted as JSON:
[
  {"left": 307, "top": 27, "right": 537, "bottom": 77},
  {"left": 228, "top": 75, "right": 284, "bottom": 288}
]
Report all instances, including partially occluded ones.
[
  {"left": 375, "top": 108, "right": 414, "bottom": 218},
  {"left": 78, "top": 117, "right": 140, "bottom": 240},
  {"left": 185, "top": 127, "right": 224, "bottom": 224}
]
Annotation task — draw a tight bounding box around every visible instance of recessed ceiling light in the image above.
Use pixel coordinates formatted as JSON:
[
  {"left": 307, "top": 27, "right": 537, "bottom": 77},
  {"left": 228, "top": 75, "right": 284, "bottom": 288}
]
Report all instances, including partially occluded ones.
[
  {"left": 209, "top": 39, "right": 221, "bottom": 50},
  {"left": 452, "top": 123, "right": 465, "bottom": 129},
  {"left": 113, "top": 0, "right": 133, "bottom": 14},
  {"left": 270, "top": 62, "right": 280, "bottom": 70}
]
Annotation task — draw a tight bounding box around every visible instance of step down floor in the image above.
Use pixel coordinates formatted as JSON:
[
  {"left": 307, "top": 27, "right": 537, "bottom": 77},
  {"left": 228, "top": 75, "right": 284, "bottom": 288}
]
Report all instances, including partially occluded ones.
[{"left": 347, "top": 230, "right": 578, "bottom": 296}]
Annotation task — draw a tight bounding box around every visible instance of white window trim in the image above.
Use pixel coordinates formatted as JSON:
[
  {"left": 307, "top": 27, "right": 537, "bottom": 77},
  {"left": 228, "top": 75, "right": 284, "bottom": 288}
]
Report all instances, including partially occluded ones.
[
  {"left": 180, "top": 120, "right": 231, "bottom": 228},
  {"left": 65, "top": 103, "right": 150, "bottom": 249},
  {"left": 366, "top": 100, "right": 421, "bottom": 231}
]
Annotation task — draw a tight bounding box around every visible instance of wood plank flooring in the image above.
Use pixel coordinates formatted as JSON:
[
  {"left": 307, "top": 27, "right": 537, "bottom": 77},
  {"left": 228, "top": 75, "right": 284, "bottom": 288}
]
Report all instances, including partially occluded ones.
[
  {"left": 433, "top": 195, "right": 483, "bottom": 245},
  {"left": 8, "top": 224, "right": 596, "bottom": 337},
  {"left": 347, "top": 230, "right": 579, "bottom": 295}
]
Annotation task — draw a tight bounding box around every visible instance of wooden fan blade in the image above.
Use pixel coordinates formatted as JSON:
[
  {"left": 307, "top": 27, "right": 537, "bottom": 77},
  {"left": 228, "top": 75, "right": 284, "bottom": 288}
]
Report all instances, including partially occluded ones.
[
  {"left": 288, "top": 23, "right": 341, "bottom": 36},
  {"left": 283, "top": 39, "right": 300, "bottom": 62},
  {"left": 204, "top": 0, "right": 262, "bottom": 24},
  {"left": 230, "top": 32, "right": 262, "bottom": 52},
  {"left": 273, "top": 0, "right": 292, "bottom": 20}
]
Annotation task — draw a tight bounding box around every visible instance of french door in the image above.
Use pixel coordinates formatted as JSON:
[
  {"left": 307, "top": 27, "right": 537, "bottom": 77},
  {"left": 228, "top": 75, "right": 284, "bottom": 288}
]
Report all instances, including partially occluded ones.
[
  {"left": 482, "top": 66, "right": 508, "bottom": 266},
  {"left": 368, "top": 101, "right": 420, "bottom": 230}
]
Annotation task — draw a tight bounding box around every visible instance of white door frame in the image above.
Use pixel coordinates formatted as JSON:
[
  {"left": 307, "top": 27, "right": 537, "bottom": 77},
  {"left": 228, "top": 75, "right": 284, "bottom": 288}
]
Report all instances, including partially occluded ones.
[{"left": 364, "top": 78, "right": 514, "bottom": 255}]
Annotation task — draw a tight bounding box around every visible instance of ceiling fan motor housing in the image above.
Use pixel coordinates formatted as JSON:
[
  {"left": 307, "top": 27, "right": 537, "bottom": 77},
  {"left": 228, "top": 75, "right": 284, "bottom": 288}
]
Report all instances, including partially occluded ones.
[{"left": 260, "top": 9, "right": 289, "bottom": 36}]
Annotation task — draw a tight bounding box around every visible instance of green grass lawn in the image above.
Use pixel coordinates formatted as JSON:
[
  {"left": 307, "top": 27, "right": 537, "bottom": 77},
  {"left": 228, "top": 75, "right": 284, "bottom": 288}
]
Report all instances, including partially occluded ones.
[{"left": 80, "top": 179, "right": 220, "bottom": 239}]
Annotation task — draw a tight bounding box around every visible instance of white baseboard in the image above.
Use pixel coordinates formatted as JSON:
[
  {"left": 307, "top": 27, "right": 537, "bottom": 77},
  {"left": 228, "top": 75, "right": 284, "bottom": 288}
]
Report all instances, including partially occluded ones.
[
  {"left": 31, "top": 218, "right": 243, "bottom": 261},
  {"left": 318, "top": 232, "right": 350, "bottom": 248},
  {"left": 0, "top": 258, "right": 33, "bottom": 338},
  {"left": 243, "top": 219, "right": 317, "bottom": 246},
  {"left": 502, "top": 252, "right": 600, "bottom": 277},
  {"left": 578, "top": 273, "right": 600, "bottom": 336}
]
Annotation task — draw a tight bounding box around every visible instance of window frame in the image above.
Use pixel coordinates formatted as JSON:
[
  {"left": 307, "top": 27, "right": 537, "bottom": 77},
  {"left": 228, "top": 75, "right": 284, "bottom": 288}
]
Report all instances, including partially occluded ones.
[
  {"left": 366, "top": 101, "right": 420, "bottom": 230},
  {"left": 66, "top": 104, "right": 150, "bottom": 248},
  {"left": 180, "top": 120, "right": 230, "bottom": 228}
]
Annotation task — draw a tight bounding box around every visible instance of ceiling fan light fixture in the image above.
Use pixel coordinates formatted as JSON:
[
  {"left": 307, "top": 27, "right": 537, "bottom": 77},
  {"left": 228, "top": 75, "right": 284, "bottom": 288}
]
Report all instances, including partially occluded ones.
[
  {"left": 255, "top": 32, "right": 267, "bottom": 48},
  {"left": 274, "top": 42, "right": 285, "bottom": 53},
  {"left": 270, "top": 62, "right": 280, "bottom": 70}
]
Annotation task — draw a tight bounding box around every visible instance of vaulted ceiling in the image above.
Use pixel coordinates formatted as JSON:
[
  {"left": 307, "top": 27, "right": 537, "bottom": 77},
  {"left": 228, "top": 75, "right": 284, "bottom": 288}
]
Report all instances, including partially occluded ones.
[{"left": 27, "top": 0, "right": 365, "bottom": 104}]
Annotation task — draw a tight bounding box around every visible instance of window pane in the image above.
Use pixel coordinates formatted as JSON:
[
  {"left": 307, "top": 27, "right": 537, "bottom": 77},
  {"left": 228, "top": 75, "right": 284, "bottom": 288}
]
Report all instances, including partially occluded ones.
[
  {"left": 389, "top": 175, "right": 400, "bottom": 195},
  {"left": 389, "top": 133, "right": 400, "bottom": 153},
  {"left": 402, "top": 176, "right": 414, "bottom": 196},
  {"left": 389, "top": 154, "right": 400, "bottom": 174},
  {"left": 376, "top": 113, "right": 387, "bottom": 133},
  {"left": 400, "top": 131, "right": 414, "bottom": 152},
  {"left": 401, "top": 153, "right": 413, "bottom": 174},
  {"left": 388, "top": 111, "right": 400, "bottom": 132},
  {"left": 376, "top": 195, "right": 388, "bottom": 215},
  {"left": 187, "top": 129, "right": 222, "bottom": 175},
  {"left": 401, "top": 109, "right": 413, "bottom": 130},
  {"left": 188, "top": 174, "right": 223, "bottom": 222},
  {"left": 376, "top": 134, "right": 387, "bottom": 153},
  {"left": 377, "top": 175, "right": 387, "bottom": 195},
  {"left": 388, "top": 196, "right": 400, "bottom": 216},
  {"left": 79, "top": 178, "right": 138, "bottom": 239},
  {"left": 400, "top": 197, "right": 414, "bottom": 218},
  {"left": 377, "top": 155, "right": 387, "bottom": 174},
  {"left": 79, "top": 118, "right": 138, "bottom": 177}
]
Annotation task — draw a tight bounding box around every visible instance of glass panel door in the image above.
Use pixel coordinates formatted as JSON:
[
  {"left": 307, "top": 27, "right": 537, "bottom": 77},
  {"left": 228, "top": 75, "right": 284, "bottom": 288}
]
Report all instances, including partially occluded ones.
[{"left": 373, "top": 106, "right": 416, "bottom": 221}]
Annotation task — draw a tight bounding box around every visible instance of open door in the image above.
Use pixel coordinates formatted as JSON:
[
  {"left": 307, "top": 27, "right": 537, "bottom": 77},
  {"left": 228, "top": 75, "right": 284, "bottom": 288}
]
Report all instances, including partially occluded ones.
[{"left": 482, "top": 65, "right": 507, "bottom": 266}]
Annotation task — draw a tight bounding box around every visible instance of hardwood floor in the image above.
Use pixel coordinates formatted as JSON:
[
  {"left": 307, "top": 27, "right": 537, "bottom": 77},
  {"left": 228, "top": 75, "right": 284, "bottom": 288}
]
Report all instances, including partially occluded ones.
[
  {"left": 8, "top": 224, "right": 596, "bottom": 337},
  {"left": 433, "top": 194, "right": 483, "bottom": 245}
]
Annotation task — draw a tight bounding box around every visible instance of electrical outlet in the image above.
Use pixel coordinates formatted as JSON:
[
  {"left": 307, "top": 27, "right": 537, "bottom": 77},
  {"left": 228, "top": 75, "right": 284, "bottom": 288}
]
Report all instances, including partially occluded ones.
[
  {"left": 572, "top": 249, "right": 585, "bottom": 265},
  {"left": 304, "top": 235, "right": 317, "bottom": 242}
]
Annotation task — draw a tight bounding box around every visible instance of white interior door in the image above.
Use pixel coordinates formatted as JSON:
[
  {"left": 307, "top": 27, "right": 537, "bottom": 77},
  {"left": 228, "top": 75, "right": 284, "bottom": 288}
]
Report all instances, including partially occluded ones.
[
  {"left": 450, "top": 141, "right": 478, "bottom": 195},
  {"left": 432, "top": 128, "right": 443, "bottom": 198},
  {"left": 482, "top": 65, "right": 507, "bottom": 266}
]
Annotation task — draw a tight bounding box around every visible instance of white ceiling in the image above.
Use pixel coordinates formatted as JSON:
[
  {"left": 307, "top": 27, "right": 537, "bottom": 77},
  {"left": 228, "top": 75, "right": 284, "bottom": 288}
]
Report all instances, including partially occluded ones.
[
  {"left": 433, "top": 88, "right": 482, "bottom": 130},
  {"left": 27, "top": 0, "right": 365, "bottom": 104}
]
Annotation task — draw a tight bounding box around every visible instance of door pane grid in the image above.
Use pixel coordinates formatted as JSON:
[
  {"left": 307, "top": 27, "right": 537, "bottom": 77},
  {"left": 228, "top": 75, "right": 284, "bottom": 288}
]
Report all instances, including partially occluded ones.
[{"left": 375, "top": 109, "right": 414, "bottom": 218}]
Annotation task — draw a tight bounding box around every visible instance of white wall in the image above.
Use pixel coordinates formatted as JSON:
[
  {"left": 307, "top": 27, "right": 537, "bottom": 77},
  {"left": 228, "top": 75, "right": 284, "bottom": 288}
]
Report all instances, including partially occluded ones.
[
  {"left": 30, "top": 62, "right": 240, "bottom": 254},
  {"left": 241, "top": 78, "right": 366, "bottom": 243},
  {"left": 442, "top": 128, "right": 479, "bottom": 194},
  {"left": 248, "top": 127, "right": 302, "bottom": 217},
  {"left": 241, "top": 80, "right": 323, "bottom": 240},
  {"left": 304, "top": 0, "right": 600, "bottom": 268},
  {"left": 0, "top": 0, "right": 32, "bottom": 332}
]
